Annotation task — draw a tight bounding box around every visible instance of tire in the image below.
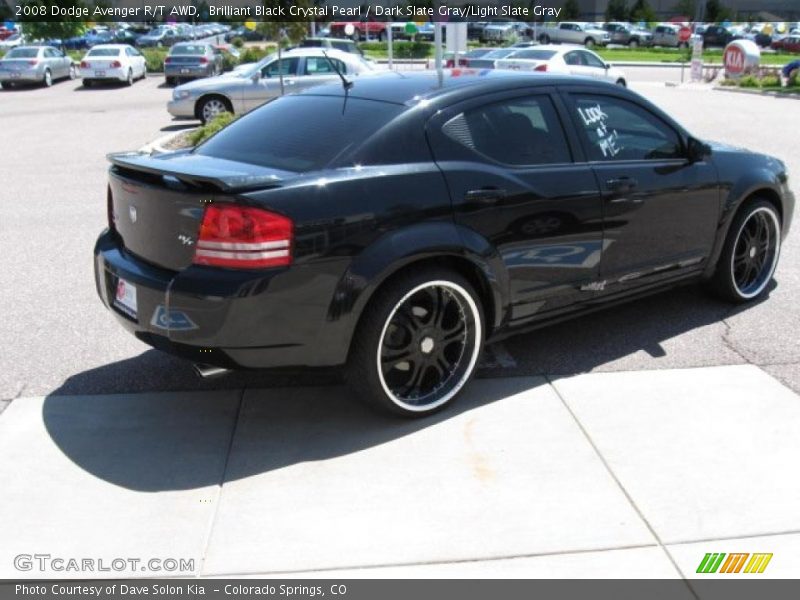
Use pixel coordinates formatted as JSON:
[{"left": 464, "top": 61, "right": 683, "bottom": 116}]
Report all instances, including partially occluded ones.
[
  {"left": 539, "top": 34, "right": 551, "bottom": 44},
  {"left": 585, "top": 37, "right": 596, "bottom": 48},
  {"left": 68, "top": 64, "right": 77, "bottom": 80},
  {"left": 347, "top": 267, "right": 484, "bottom": 417},
  {"left": 165, "top": 76, "right": 175, "bottom": 86},
  {"left": 42, "top": 69, "right": 52, "bottom": 87},
  {"left": 378, "top": 30, "right": 386, "bottom": 42},
  {"left": 141, "top": 65, "right": 147, "bottom": 80},
  {"left": 709, "top": 199, "right": 782, "bottom": 303},
  {"left": 616, "top": 78, "right": 627, "bottom": 87},
  {"left": 197, "top": 95, "right": 232, "bottom": 124},
  {"left": 629, "top": 38, "right": 639, "bottom": 48},
  {"left": 125, "top": 69, "right": 133, "bottom": 86},
  {"left": 82, "top": 79, "right": 92, "bottom": 87}
]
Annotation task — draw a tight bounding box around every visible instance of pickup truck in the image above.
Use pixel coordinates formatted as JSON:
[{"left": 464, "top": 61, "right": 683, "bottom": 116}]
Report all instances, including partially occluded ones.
[{"left": 537, "top": 22, "right": 611, "bottom": 48}]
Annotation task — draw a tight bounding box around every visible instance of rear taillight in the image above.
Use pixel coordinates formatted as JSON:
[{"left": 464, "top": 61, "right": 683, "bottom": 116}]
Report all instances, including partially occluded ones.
[
  {"left": 110, "top": 60, "right": 122, "bottom": 68},
  {"left": 28, "top": 60, "right": 38, "bottom": 66},
  {"left": 194, "top": 204, "right": 293, "bottom": 269},
  {"left": 164, "top": 57, "right": 172, "bottom": 64},
  {"left": 107, "top": 186, "right": 115, "bottom": 232},
  {"left": 199, "top": 57, "right": 208, "bottom": 64},
  {"left": 80, "top": 61, "right": 89, "bottom": 68},
  {"left": 534, "top": 64, "right": 548, "bottom": 72}
]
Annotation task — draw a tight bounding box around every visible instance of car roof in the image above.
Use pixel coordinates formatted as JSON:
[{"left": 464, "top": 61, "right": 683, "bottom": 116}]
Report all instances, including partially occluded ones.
[
  {"left": 300, "top": 69, "right": 615, "bottom": 105},
  {"left": 87, "top": 44, "right": 129, "bottom": 49}
]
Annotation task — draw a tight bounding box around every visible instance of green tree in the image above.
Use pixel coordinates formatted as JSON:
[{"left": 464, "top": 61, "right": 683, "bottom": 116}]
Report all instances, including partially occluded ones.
[
  {"left": 605, "top": 0, "right": 629, "bottom": 21},
  {"left": 705, "top": 0, "right": 731, "bottom": 22},
  {"left": 16, "top": 1, "right": 87, "bottom": 42},
  {"left": 256, "top": 0, "right": 309, "bottom": 46},
  {"left": 629, "top": 0, "right": 656, "bottom": 23},
  {"left": 561, "top": 0, "right": 580, "bottom": 20}
]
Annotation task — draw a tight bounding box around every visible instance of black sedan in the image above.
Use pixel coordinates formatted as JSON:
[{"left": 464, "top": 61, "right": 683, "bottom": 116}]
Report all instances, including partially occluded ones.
[{"left": 94, "top": 71, "right": 794, "bottom": 417}]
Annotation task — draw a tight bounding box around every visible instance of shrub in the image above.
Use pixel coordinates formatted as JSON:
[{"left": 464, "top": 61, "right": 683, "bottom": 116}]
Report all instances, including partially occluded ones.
[
  {"left": 231, "top": 36, "right": 244, "bottom": 49},
  {"left": 719, "top": 78, "right": 737, "bottom": 86},
  {"left": 141, "top": 48, "right": 169, "bottom": 73},
  {"left": 238, "top": 45, "right": 271, "bottom": 64},
  {"left": 737, "top": 75, "right": 759, "bottom": 88},
  {"left": 188, "top": 112, "right": 238, "bottom": 146},
  {"left": 359, "top": 41, "right": 432, "bottom": 59},
  {"left": 221, "top": 51, "right": 238, "bottom": 72},
  {"left": 759, "top": 75, "right": 781, "bottom": 88}
]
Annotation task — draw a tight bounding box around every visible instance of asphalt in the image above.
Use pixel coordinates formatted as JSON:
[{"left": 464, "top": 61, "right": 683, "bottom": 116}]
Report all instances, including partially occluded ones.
[{"left": 0, "top": 70, "right": 797, "bottom": 402}]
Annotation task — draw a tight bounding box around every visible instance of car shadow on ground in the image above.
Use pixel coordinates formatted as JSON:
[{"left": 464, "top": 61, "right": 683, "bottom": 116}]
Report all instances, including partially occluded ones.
[
  {"left": 41, "top": 281, "right": 773, "bottom": 491},
  {"left": 160, "top": 123, "right": 196, "bottom": 132}
]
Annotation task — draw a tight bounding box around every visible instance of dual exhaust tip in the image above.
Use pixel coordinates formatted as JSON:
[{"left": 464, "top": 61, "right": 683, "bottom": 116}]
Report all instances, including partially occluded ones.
[{"left": 193, "top": 363, "right": 231, "bottom": 379}]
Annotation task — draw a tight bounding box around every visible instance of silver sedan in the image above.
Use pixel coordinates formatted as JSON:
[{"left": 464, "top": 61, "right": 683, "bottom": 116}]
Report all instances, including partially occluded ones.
[
  {"left": 167, "top": 47, "right": 378, "bottom": 123},
  {"left": 0, "top": 45, "right": 75, "bottom": 89}
]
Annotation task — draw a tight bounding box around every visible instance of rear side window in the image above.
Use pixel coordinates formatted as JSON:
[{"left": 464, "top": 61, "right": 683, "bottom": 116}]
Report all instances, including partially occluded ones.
[
  {"left": 441, "top": 96, "right": 571, "bottom": 166},
  {"left": 195, "top": 95, "right": 402, "bottom": 172},
  {"left": 304, "top": 56, "right": 345, "bottom": 75},
  {"left": 570, "top": 94, "right": 683, "bottom": 161}
]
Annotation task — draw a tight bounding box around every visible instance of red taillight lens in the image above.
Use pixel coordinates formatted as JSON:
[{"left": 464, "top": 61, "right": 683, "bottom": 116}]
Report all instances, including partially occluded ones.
[
  {"left": 194, "top": 204, "right": 293, "bottom": 269},
  {"left": 110, "top": 60, "right": 122, "bottom": 68},
  {"left": 199, "top": 57, "right": 208, "bottom": 64},
  {"left": 80, "top": 60, "right": 89, "bottom": 68},
  {"left": 534, "top": 64, "right": 548, "bottom": 72},
  {"left": 164, "top": 57, "right": 172, "bottom": 64},
  {"left": 107, "top": 186, "right": 115, "bottom": 232},
  {"left": 28, "top": 60, "right": 38, "bottom": 66}
]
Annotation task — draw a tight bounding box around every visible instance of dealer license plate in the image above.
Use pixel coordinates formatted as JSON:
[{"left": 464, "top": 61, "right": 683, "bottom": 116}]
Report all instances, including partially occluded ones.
[
  {"left": 113, "top": 277, "right": 137, "bottom": 319},
  {"left": 180, "top": 68, "right": 190, "bottom": 74},
  {"left": 95, "top": 70, "right": 106, "bottom": 77}
]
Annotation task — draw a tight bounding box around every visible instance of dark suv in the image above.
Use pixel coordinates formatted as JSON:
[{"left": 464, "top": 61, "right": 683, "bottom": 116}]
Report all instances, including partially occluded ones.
[{"left": 95, "top": 71, "right": 794, "bottom": 417}]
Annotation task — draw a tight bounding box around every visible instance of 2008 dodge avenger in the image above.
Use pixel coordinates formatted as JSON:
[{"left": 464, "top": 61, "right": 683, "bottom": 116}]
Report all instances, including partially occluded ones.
[{"left": 94, "top": 70, "right": 794, "bottom": 416}]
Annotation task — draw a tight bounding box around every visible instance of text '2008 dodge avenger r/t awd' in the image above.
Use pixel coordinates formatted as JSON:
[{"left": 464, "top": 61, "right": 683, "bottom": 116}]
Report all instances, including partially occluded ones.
[{"left": 94, "top": 70, "right": 794, "bottom": 417}]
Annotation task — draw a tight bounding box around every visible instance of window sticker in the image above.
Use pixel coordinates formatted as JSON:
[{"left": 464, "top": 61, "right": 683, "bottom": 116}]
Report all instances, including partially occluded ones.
[{"left": 578, "top": 103, "right": 622, "bottom": 158}]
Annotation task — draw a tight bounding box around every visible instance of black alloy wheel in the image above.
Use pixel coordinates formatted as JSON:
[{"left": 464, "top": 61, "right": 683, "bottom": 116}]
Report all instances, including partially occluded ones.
[
  {"left": 711, "top": 199, "right": 781, "bottom": 302},
  {"left": 348, "top": 268, "right": 483, "bottom": 417}
]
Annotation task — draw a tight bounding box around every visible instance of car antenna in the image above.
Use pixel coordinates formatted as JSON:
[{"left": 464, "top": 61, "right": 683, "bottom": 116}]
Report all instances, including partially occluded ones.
[{"left": 322, "top": 50, "right": 353, "bottom": 91}]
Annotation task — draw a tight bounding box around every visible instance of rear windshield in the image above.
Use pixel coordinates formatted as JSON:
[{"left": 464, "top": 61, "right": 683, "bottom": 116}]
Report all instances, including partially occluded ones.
[
  {"left": 171, "top": 44, "right": 207, "bottom": 55},
  {"left": 195, "top": 95, "right": 402, "bottom": 172},
  {"left": 5, "top": 48, "right": 39, "bottom": 59},
  {"left": 87, "top": 48, "right": 121, "bottom": 57},
  {"left": 513, "top": 50, "right": 557, "bottom": 60}
]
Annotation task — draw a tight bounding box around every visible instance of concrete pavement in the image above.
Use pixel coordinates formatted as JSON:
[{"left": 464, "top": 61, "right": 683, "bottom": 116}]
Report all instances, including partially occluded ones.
[{"left": 1, "top": 365, "right": 799, "bottom": 579}]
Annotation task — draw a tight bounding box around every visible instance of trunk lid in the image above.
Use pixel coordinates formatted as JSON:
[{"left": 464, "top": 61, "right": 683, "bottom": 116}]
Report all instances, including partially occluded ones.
[{"left": 108, "top": 151, "right": 291, "bottom": 271}]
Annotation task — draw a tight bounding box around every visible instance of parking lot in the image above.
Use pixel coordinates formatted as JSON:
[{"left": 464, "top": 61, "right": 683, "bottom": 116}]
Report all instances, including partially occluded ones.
[{"left": 1, "top": 69, "right": 799, "bottom": 581}]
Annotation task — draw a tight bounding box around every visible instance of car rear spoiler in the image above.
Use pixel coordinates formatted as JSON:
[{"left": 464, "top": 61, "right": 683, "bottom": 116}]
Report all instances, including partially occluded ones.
[{"left": 107, "top": 151, "right": 291, "bottom": 193}]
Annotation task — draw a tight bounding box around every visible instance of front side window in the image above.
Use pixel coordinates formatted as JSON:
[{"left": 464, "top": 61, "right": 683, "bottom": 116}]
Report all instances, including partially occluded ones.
[
  {"left": 570, "top": 94, "right": 683, "bottom": 161},
  {"left": 581, "top": 51, "right": 606, "bottom": 69},
  {"left": 442, "top": 96, "right": 571, "bottom": 166}
]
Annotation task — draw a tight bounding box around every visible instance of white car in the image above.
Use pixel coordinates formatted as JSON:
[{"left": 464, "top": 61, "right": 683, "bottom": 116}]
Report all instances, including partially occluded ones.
[
  {"left": 78, "top": 44, "right": 147, "bottom": 87},
  {"left": 495, "top": 45, "right": 627, "bottom": 86},
  {"left": 0, "top": 33, "right": 24, "bottom": 50}
]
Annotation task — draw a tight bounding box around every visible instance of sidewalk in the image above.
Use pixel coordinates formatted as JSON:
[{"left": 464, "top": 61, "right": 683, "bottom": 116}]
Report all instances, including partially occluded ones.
[{"left": 1, "top": 365, "right": 798, "bottom": 579}]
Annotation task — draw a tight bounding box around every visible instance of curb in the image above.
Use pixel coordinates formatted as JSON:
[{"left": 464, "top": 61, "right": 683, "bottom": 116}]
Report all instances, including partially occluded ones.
[
  {"left": 712, "top": 85, "right": 800, "bottom": 100},
  {"left": 139, "top": 128, "right": 196, "bottom": 155}
]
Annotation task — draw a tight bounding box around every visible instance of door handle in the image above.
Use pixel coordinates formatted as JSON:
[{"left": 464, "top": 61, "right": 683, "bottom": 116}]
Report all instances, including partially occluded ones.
[
  {"left": 606, "top": 177, "right": 638, "bottom": 192},
  {"left": 284, "top": 79, "right": 295, "bottom": 85},
  {"left": 464, "top": 187, "right": 507, "bottom": 204}
]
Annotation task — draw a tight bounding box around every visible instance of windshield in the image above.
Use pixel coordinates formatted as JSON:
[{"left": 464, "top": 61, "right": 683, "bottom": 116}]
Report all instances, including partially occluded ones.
[
  {"left": 171, "top": 44, "right": 207, "bottom": 55},
  {"left": 87, "top": 48, "right": 121, "bottom": 57},
  {"left": 5, "top": 48, "right": 38, "bottom": 58},
  {"left": 195, "top": 95, "right": 402, "bottom": 172}
]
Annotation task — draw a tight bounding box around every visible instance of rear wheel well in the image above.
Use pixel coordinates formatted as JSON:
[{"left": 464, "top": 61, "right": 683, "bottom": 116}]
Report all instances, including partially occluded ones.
[{"left": 347, "top": 255, "right": 497, "bottom": 360}]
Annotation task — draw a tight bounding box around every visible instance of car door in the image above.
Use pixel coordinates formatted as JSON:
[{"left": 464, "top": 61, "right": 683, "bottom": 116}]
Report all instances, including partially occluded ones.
[
  {"left": 427, "top": 89, "right": 605, "bottom": 324},
  {"left": 561, "top": 89, "right": 720, "bottom": 290},
  {"left": 580, "top": 50, "right": 614, "bottom": 81},
  {"left": 241, "top": 57, "right": 300, "bottom": 113}
]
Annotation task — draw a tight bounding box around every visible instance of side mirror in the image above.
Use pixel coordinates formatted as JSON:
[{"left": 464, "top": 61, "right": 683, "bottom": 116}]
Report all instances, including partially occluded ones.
[
  {"left": 688, "top": 137, "right": 711, "bottom": 162},
  {"left": 604, "top": 62, "right": 610, "bottom": 70},
  {"left": 251, "top": 71, "right": 261, "bottom": 83}
]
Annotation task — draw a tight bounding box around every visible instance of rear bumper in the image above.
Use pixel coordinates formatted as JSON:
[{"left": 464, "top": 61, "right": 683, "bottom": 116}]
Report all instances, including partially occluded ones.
[
  {"left": 94, "top": 229, "right": 349, "bottom": 370},
  {"left": 0, "top": 68, "right": 41, "bottom": 82},
  {"left": 165, "top": 64, "right": 212, "bottom": 79},
  {"left": 80, "top": 66, "right": 127, "bottom": 81}
]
